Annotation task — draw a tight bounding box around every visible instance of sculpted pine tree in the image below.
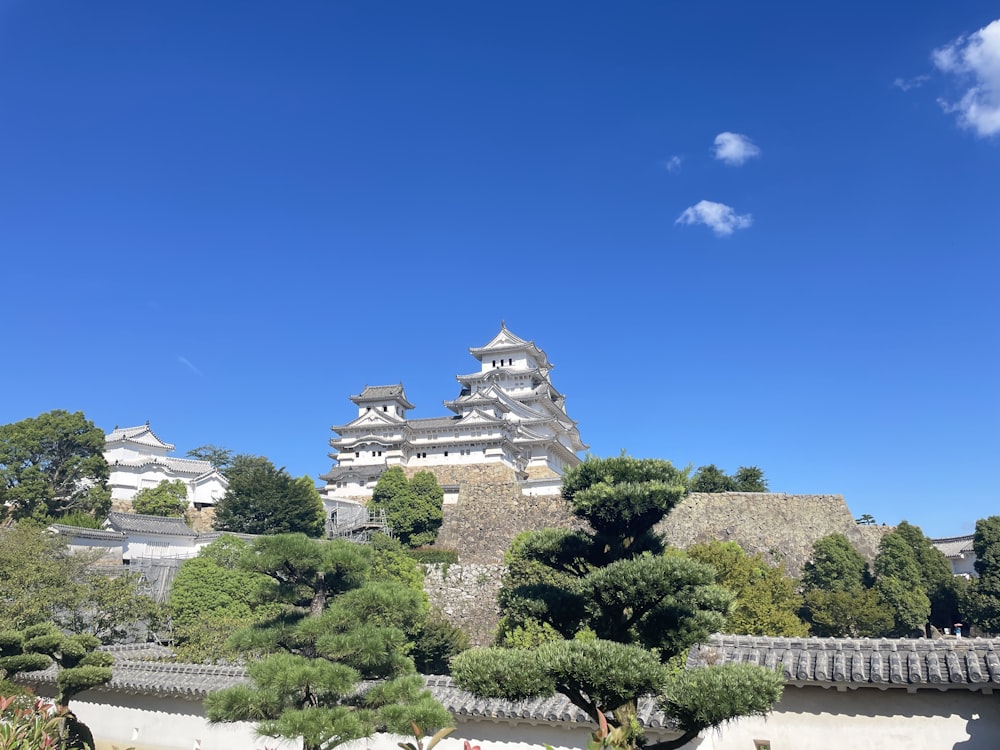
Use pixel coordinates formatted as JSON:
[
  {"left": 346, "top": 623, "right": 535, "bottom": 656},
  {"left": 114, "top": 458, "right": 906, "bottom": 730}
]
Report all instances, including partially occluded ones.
[
  {"left": 452, "top": 455, "right": 782, "bottom": 750},
  {"left": 204, "top": 534, "right": 450, "bottom": 750}
]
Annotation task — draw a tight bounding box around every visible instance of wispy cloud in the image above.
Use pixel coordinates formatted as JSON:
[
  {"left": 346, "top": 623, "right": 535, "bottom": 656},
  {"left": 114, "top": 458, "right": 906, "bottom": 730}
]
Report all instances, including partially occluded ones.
[
  {"left": 178, "top": 356, "right": 203, "bottom": 376},
  {"left": 676, "top": 200, "right": 753, "bottom": 236},
  {"left": 663, "top": 155, "right": 683, "bottom": 173},
  {"left": 893, "top": 75, "right": 930, "bottom": 92},
  {"left": 713, "top": 132, "right": 761, "bottom": 166},
  {"left": 933, "top": 18, "right": 1000, "bottom": 137}
]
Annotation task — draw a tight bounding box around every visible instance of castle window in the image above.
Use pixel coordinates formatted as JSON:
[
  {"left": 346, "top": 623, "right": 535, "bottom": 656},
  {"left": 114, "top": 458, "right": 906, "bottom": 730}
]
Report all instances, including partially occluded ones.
[
  {"left": 355, "top": 452, "right": 360, "bottom": 457},
  {"left": 371, "top": 451, "right": 376, "bottom": 457},
  {"left": 444, "top": 451, "right": 448, "bottom": 457},
  {"left": 492, "top": 360, "right": 496, "bottom": 367},
  {"left": 508, "top": 358, "right": 512, "bottom": 365},
  {"left": 383, "top": 406, "right": 387, "bottom": 412}
]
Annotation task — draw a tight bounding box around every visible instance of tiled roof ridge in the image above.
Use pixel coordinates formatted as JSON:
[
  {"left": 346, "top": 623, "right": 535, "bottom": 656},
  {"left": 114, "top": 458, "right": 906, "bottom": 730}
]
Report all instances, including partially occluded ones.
[
  {"left": 690, "top": 634, "right": 1000, "bottom": 689},
  {"left": 930, "top": 534, "right": 975, "bottom": 544}
]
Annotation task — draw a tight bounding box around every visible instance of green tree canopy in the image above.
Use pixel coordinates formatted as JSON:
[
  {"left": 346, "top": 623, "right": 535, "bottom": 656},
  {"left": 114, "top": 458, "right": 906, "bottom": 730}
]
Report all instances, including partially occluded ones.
[
  {"left": 689, "top": 464, "right": 768, "bottom": 493},
  {"left": 204, "top": 534, "right": 450, "bottom": 750},
  {"left": 800, "top": 534, "right": 894, "bottom": 637},
  {"left": 370, "top": 467, "right": 444, "bottom": 547},
  {"left": 213, "top": 455, "right": 325, "bottom": 537},
  {"left": 685, "top": 541, "right": 808, "bottom": 637},
  {"left": 453, "top": 455, "right": 782, "bottom": 750},
  {"left": 0, "top": 410, "right": 110, "bottom": 521},
  {"left": 0, "top": 522, "right": 161, "bottom": 642},
  {"left": 966, "top": 516, "right": 1000, "bottom": 633},
  {"left": 185, "top": 444, "right": 234, "bottom": 472},
  {"left": 131, "top": 479, "right": 189, "bottom": 517}
]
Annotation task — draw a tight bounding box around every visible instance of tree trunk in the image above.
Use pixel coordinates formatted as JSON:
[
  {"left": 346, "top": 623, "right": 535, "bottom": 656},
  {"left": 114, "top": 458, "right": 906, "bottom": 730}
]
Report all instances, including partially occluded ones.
[{"left": 310, "top": 570, "right": 327, "bottom": 617}]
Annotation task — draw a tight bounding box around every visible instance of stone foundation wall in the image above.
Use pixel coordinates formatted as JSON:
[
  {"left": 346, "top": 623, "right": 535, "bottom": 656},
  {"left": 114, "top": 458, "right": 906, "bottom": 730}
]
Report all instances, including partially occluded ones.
[
  {"left": 422, "top": 563, "right": 505, "bottom": 646},
  {"left": 657, "top": 492, "right": 882, "bottom": 576},
  {"left": 405, "top": 462, "right": 521, "bottom": 486}
]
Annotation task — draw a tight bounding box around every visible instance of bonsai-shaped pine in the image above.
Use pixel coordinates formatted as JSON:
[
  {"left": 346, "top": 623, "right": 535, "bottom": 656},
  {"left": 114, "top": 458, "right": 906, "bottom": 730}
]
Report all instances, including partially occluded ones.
[
  {"left": 0, "top": 623, "right": 113, "bottom": 750},
  {"left": 204, "top": 534, "right": 451, "bottom": 750},
  {"left": 452, "top": 454, "right": 783, "bottom": 750}
]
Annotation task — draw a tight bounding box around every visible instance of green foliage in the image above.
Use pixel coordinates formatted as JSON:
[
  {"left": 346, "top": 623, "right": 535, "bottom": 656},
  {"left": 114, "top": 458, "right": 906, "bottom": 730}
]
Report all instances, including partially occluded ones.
[
  {"left": 873, "top": 526, "right": 932, "bottom": 636},
  {"left": 206, "top": 533, "right": 450, "bottom": 750},
  {"left": 0, "top": 695, "right": 63, "bottom": 750},
  {"left": 167, "top": 535, "right": 277, "bottom": 663},
  {"left": 690, "top": 465, "right": 769, "bottom": 493},
  {"left": 407, "top": 548, "right": 460, "bottom": 565},
  {"left": 132, "top": 479, "right": 189, "bottom": 517},
  {"left": 410, "top": 611, "right": 470, "bottom": 675},
  {"left": 685, "top": 542, "right": 808, "bottom": 637},
  {"left": 185, "top": 444, "right": 234, "bottom": 472},
  {"left": 889, "top": 522, "right": 962, "bottom": 631},
  {"left": 800, "top": 534, "right": 896, "bottom": 637},
  {"left": 0, "top": 410, "right": 110, "bottom": 521},
  {"left": 966, "top": 516, "right": 1000, "bottom": 633},
  {"left": 65, "top": 572, "right": 162, "bottom": 645},
  {"left": 660, "top": 663, "right": 783, "bottom": 734},
  {"left": 371, "top": 468, "right": 444, "bottom": 548},
  {"left": 455, "top": 455, "right": 780, "bottom": 750},
  {"left": 1, "top": 624, "right": 112, "bottom": 706},
  {"left": 213, "top": 455, "right": 325, "bottom": 537},
  {"left": 54, "top": 511, "right": 102, "bottom": 529}
]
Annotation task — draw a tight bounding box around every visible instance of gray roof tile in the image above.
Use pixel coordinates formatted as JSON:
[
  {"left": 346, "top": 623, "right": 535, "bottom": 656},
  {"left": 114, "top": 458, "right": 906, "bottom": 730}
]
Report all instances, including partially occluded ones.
[
  {"left": 105, "top": 512, "right": 197, "bottom": 537},
  {"left": 687, "top": 634, "right": 1000, "bottom": 690}
]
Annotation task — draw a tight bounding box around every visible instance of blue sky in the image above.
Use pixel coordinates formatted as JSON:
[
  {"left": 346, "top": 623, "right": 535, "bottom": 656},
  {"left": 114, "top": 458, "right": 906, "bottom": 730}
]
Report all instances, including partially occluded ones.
[{"left": 2, "top": 2, "right": 997, "bottom": 538}]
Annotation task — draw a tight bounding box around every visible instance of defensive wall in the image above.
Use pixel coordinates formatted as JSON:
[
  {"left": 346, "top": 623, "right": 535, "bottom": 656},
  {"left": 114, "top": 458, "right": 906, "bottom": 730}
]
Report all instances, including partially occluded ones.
[{"left": 416, "top": 464, "right": 891, "bottom": 643}]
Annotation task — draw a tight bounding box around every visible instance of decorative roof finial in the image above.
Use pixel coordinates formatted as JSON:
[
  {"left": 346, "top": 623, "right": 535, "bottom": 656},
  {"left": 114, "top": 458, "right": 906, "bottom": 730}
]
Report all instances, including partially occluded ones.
[{"left": 501, "top": 319, "right": 506, "bottom": 329}]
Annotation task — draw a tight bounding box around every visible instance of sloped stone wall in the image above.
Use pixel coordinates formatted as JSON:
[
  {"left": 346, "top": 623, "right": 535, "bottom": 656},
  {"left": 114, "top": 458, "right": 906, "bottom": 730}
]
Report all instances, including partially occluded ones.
[{"left": 422, "top": 563, "right": 504, "bottom": 646}]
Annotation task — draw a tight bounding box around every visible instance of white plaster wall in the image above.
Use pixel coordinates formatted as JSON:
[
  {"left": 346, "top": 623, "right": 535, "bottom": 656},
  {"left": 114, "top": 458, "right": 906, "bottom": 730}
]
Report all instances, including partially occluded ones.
[
  {"left": 706, "top": 686, "right": 1000, "bottom": 750},
  {"left": 60, "top": 690, "right": 695, "bottom": 750},
  {"left": 124, "top": 533, "right": 197, "bottom": 560},
  {"left": 951, "top": 555, "right": 978, "bottom": 578}
]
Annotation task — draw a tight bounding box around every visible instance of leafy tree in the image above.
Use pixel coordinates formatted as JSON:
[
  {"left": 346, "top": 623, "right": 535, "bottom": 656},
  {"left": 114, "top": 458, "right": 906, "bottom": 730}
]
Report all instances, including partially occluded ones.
[
  {"left": 0, "top": 410, "right": 110, "bottom": 521},
  {"left": 213, "top": 455, "right": 325, "bottom": 537},
  {"left": 0, "top": 522, "right": 160, "bottom": 642},
  {"left": 732, "top": 466, "right": 768, "bottom": 492},
  {"left": 410, "top": 610, "right": 470, "bottom": 675},
  {"left": 204, "top": 534, "right": 450, "bottom": 750},
  {"left": 370, "top": 468, "right": 444, "bottom": 547},
  {"left": 167, "top": 535, "right": 278, "bottom": 663},
  {"left": 690, "top": 465, "right": 768, "bottom": 493},
  {"left": 856, "top": 513, "right": 877, "bottom": 525},
  {"left": 689, "top": 464, "right": 733, "bottom": 493},
  {"left": 452, "top": 455, "right": 782, "bottom": 750},
  {"left": 686, "top": 542, "right": 807, "bottom": 637},
  {"left": 872, "top": 530, "right": 931, "bottom": 636},
  {"left": 186, "top": 444, "right": 234, "bottom": 472},
  {"left": 874, "top": 521, "right": 961, "bottom": 634},
  {"left": 0, "top": 523, "right": 94, "bottom": 630},
  {"left": 800, "top": 534, "right": 893, "bottom": 637},
  {"left": 966, "top": 516, "right": 1000, "bottom": 633},
  {"left": 131, "top": 479, "right": 189, "bottom": 517}
]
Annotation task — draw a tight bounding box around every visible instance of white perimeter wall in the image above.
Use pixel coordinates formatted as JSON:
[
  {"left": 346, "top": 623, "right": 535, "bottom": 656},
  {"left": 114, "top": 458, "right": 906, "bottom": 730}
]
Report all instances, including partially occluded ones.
[{"left": 700, "top": 685, "right": 999, "bottom": 750}]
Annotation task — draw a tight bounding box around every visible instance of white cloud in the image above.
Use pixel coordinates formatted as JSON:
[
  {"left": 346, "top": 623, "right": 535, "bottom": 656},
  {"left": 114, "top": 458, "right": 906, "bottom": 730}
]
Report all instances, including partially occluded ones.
[
  {"left": 675, "top": 200, "right": 753, "bottom": 236},
  {"left": 933, "top": 19, "right": 1000, "bottom": 137},
  {"left": 893, "top": 75, "right": 929, "bottom": 92},
  {"left": 712, "top": 132, "right": 761, "bottom": 165},
  {"left": 664, "top": 155, "right": 683, "bottom": 172}
]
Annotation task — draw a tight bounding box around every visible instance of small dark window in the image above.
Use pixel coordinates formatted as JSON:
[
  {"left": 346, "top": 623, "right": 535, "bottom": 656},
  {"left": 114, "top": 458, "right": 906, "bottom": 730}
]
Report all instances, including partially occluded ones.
[
  {"left": 383, "top": 406, "right": 387, "bottom": 412},
  {"left": 444, "top": 451, "right": 448, "bottom": 457},
  {"left": 355, "top": 452, "right": 360, "bottom": 457}
]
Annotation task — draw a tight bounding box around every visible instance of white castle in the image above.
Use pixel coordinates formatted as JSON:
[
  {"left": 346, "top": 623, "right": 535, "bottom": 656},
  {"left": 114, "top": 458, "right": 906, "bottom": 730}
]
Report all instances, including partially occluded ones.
[
  {"left": 322, "top": 324, "right": 587, "bottom": 499},
  {"left": 105, "top": 423, "right": 229, "bottom": 508}
]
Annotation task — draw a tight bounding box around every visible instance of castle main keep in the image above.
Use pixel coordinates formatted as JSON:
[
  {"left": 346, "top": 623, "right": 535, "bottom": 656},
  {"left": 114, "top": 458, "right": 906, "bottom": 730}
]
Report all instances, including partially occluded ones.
[{"left": 322, "top": 324, "right": 587, "bottom": 500}]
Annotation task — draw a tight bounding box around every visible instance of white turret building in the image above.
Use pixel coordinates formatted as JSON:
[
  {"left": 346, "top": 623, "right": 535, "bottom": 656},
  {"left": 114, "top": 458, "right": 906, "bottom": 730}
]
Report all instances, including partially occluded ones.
[
  {"left": 105, "top": 423, "right": 228, "bottom": 508},
  {"left": 322, "top": 325, "right": 587, "bottom": 499}
]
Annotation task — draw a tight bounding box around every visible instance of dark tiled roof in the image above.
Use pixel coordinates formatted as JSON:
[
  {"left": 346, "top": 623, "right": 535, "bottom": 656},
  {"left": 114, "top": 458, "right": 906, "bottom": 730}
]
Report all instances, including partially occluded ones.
[
  {"left": 15, "top": 658, "right": 674, "bottom": 728},
  {"left": 688, "top": 634, "right": 1000, "bottom": 690},
  {"left": 932, "top": 535, "right": 975, "bottom": 558},
  {"left": 350, "top": 384, "right": 415, "bottom": 409},
  {"left": 105, "top": 512, "right": 197, "bottom": 537},
  {"left": 48, "top": 524, "right": 126, "bottom": 542}
]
